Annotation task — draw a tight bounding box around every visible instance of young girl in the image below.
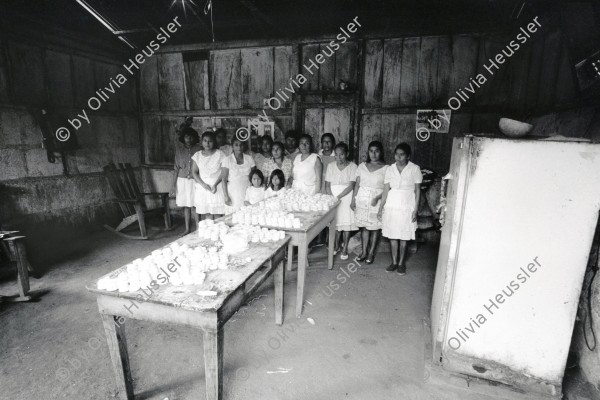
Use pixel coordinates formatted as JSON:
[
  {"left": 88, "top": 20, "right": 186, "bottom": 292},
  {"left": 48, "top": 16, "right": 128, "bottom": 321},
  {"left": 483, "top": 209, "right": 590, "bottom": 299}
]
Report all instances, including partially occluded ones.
[
  {"left": 265, "top": 169, "right": 287, "bottom": 198},
  {"left": 191, "top": 131, "right": 226, "bottom": 220},
  {"left": 378, "top": 143, "right": 422, "bottom": 275},
  {"left": 325, "top": 143, "right": 357, "bottom": 260},
  {"left": 244, "top": 170, "right": 266, "bottom": 205},
  {"left": 222, "top": 137, "right": 256, "bottom": 214},
  {"left": 171, "top": 127, "right": 202, "bottom": 235},
  {"left": 351, "top": 141, "right": 388, "bottom": 264}
]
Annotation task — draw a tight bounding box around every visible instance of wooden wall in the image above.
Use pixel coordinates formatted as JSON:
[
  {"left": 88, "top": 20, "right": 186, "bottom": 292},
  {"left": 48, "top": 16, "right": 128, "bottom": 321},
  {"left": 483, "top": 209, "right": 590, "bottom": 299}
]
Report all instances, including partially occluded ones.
[
  {"left": 0, "top": 32, "right": 139, "bottom": 268},
  {"left": 142, "top": 27, "right": 580, "bottom": 176}
]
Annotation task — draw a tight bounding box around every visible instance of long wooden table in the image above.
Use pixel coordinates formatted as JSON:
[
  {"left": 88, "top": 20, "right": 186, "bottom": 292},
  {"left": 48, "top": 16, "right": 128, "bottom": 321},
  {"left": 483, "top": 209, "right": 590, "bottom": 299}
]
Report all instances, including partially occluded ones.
[
  {"left": 87, "top": 233, "right": 290, "bottom": 400},
  {"left": 223, "top": 202, "right": 338, "bottom": 317}
]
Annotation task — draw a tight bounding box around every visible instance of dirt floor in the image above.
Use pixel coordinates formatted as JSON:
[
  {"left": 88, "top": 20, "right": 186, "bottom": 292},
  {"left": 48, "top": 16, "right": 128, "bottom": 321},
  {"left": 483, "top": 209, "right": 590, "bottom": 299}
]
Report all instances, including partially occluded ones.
[{"left": 0, "top": 222, "right": 598, "bottom": 400}]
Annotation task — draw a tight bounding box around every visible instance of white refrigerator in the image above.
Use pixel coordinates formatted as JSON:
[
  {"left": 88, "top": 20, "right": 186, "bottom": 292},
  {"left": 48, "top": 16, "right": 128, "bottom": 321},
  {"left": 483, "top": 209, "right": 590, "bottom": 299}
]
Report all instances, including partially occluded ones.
[{"left": 430, "top": 136, "right": 600, "bottom": 396}]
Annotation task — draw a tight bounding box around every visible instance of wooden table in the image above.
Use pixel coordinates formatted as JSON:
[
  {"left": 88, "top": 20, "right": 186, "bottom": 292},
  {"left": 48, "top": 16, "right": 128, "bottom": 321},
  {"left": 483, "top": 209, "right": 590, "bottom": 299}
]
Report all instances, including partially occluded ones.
[
  {"left": 87, "top": 233, "right": 290, "bottom": 400},
  {"left": 223, "top": 202, "right": 339, "bottom": 317}
]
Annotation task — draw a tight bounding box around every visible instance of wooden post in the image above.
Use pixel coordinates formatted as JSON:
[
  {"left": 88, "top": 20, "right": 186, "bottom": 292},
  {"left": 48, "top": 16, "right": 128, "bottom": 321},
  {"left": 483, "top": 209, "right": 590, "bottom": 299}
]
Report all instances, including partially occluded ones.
[
  {"left": 100, "top": 314, "right": 134, "bottom": 400},
  {"left": 274, "top": 259, "right": 285, "bottom": 325},
  {"left": 327, "top": 215, "right": 336, "bottom": 270},
  {"left": 286, "top": 241, "right": 294, "bottom": 272},
  {"left": 203, "top": 329, "right": 224, "bottom": 400},
  {"left": 295, "top": 239, "right": 308, "bottom": 317}
]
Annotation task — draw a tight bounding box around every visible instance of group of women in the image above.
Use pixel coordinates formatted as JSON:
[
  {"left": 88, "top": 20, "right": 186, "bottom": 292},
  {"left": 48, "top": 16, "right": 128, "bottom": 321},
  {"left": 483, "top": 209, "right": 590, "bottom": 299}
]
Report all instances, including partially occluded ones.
[{"left": 171, "top": 127, "right": 422, "bottom": 274}]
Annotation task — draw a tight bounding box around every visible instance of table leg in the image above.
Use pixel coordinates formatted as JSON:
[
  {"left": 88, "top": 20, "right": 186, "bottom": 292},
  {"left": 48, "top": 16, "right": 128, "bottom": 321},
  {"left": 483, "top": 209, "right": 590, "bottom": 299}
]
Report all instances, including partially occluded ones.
[
  {"left": 286, "top": 241, "right": 294, "bottom": 271},
  {"left": 100, "top": 314, "right": 134, "bottom": 400},
  {"left": 295, "top": 239, "right": 308, "bottom": 317},
  {"left": 274, "top": 260, "right": 284, "bottom": 325},
  {"left": 203, "top": 329, "right": 224, "bottom": 400},
  {"left": 328, "top": 216, "right": 336, "bottom": 270}
]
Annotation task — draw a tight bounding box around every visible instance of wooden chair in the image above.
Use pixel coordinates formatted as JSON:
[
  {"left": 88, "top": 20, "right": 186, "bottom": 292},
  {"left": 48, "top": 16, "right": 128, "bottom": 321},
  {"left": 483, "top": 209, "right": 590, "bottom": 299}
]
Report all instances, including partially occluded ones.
[
  {"left": 0, "top": 231, "right": 34, "bottom": 303},
  {"left": 103, "top": 163, "right": 172, "bottom": 240}
]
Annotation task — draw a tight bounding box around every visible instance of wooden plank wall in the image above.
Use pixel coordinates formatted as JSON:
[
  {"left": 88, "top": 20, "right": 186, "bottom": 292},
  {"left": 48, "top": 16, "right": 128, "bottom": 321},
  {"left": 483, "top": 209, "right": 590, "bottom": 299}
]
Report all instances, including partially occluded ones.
[
  {"left": 142, "top": 29, "right": 580, "bottom": 174},
  {"left": 360, "top": 31, "right": 579, "bottom": 172}
]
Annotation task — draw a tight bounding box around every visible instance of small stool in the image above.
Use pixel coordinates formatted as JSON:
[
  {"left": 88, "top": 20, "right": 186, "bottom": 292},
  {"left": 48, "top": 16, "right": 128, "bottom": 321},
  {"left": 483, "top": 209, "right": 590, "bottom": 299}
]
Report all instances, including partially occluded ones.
[{"left": 0, "top": 232, "right": 34, "bottom": 303}]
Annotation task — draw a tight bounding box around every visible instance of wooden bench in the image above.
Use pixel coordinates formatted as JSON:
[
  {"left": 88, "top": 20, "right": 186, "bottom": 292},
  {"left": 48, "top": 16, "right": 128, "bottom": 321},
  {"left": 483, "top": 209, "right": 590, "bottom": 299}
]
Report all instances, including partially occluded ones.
[{"left": 103, "top": 163, "right": 172, "bottom": 240}]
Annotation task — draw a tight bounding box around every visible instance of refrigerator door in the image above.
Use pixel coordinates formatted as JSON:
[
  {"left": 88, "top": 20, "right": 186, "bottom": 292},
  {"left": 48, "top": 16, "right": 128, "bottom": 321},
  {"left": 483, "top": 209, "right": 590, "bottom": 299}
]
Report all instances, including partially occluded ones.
[{"left": 436, "top": 137, "right": 600, "bottom": 394}]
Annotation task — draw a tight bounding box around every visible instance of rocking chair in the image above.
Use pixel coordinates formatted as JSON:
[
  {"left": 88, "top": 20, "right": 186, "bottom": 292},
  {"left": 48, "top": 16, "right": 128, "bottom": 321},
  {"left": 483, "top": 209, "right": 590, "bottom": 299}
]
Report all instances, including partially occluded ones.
[{"left": 103, "top": 163, "right": 172, "bottom": 240}]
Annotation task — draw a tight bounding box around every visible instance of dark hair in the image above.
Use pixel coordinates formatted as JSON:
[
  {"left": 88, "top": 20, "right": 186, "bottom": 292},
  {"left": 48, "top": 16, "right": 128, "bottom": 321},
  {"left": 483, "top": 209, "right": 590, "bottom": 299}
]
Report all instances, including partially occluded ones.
[
  {"left": 214, "top": 128, "right": 227, "bottom": 137},
  {"left": 231, "top": 135, "right": 248, "bottom": 152},
  {"left": 298, "top": 134, "right": 314, "bottom": 153},
  {"left": 201, "top": 131, "right": 217, "bottom": 150},
  {"left": 321, "top": 133, "right": 336, "bottom": 146},
  {"left": 178, "top": 127, "right": 199, "bottom": 145},
  {"left": 366, "top": 140, "right": 384, "bottom": 163},
  {"left": 285, "top": 130, "right": 299, "bottom": 140},
  {"left": 271, "top": 141, "right": 285, "bottom": 157},
  {"left": 260, "top": 135, "right": 273, "bottom": 146},
  {"left": 268, "top": 169, "right": 285, "bottom": 190},
  {"left": 249, "top": 169, "right": 264, "bottom": 185},
  {"left": 334, "top": 142, "right": 349, "bottom": 155},
  {"left": 395, "top": 142, "right": 412, "bottom": 158}
]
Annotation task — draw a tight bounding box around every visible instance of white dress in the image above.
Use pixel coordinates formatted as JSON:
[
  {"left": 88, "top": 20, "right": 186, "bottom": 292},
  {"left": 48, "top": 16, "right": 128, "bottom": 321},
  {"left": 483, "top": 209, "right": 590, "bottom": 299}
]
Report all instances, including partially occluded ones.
[
  {"left": 325, "top": 162, "right": 358, "bottom": 231},
  {"left": 192, "top": 150, "right": 226, "bottom": 214},
  {"left": 354, "top": 163, "right": 388, "bottom": 230},
  {"left": 382, "top": 161, "right": 423, "bottom": 240},
  {"left": 245, "top": 186, "right": 266, "bottom": 205},
  {"left": 222, "top": 153, "right": 255, "bottom": 214},
  {"left": 265, "top": 187, "right": 287, "bottom": 199},
  {"left": 292, "top": 153, "right": 320, "bottom": 195},
  {"left": 318, "top": 150, "right": 336, "bottom": 192}
]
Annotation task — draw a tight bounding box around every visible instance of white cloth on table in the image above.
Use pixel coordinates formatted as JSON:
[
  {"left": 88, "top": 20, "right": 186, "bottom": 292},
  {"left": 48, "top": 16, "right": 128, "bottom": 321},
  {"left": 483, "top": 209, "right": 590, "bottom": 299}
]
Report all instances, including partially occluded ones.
[
  {"left": 265, "top": 186, "right": 286, "bottom": 199},
  {"left": 292, "top": 153, "right": 320, "bottom": 195},
  {"left": 222, "top": 153, "right": 255, "bottom": 214},
  {"left": 175, "top": 177, "right": 195, "bottom": 207},
  {"left": 192, "top": 150, "right": 225, "bottom": 214},
  {"left": 325, "top": 162, "right": 358, "bottom": 231},
  {"left": 382, "top": 161, "right": 423, "bottom": 240},
  {"left": 245, "top": 186, "right": 266, "bottom": 205},
  {"left": 354, "top": 162, "right": 387, "bottom": 230}
]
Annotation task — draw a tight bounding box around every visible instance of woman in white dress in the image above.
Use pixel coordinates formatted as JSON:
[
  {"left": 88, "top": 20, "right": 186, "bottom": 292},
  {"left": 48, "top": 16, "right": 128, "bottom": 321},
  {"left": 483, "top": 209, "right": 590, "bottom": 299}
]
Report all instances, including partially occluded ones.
[
  {"left": 222, "top": 137, "right": 256, "bottom": 214},
  {"left": 192, "top": 131, "right": 226, "bottom": 219},
  {"left": 289, "top": 134, "right": 323, "bottom": 195},
  {"left": 170, "top": 127, "right": 202, "bottom": 235},
  {"left": 254, "top": 135, "right": 273, "bottom": 176},
  {"left": 262, "top": 141, "right": 293, "bottom": 185},
  {"left": 378, "top": 143, "right": 422, "bottom": 275},
  {"left": 350, "top": 141, "right": 388, "bottom": 264},
  {"left": 324, "top": 142, "right": 358, "bottom": 260},
  {"left": 319, "top": 133, "right": 336, "bottom": 192}
]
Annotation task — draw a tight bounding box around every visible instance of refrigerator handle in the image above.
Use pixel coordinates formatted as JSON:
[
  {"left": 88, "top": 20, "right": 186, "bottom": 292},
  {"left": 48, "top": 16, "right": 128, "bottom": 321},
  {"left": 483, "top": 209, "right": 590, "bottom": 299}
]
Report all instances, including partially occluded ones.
[{"left": 437, "top": 173, "right": 453, "bottom": 227}]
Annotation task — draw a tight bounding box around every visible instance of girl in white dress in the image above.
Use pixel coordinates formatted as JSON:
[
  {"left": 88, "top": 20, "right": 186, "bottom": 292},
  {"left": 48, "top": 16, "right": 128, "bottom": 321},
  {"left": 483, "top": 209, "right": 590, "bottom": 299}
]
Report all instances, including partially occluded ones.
[
  {"left": 265, "top": 169, "right": 287, "bottom": 198},
  {"left": 289, "top": 134, "right": 323, "bottom": 195},
  {"left": 192, "top": 131, "right": 226, "bottom": 219},
  {"left": 351, "top": 141, "right": 388, "bottom": 264},
  {"left": 170, "top": 127, "right": 201, "bottom": 235},
  {"left": 378, "top": 143, "right": 422, "bottom": 275},
  {"left": 244, "top": 170, "right": 266, "bottom": 205},
  {"left": 324, "top": 143, "right": 358, "bottom": 260},
  {"left": 222, "top": 137, "right": 256, "bottom": 214}
]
